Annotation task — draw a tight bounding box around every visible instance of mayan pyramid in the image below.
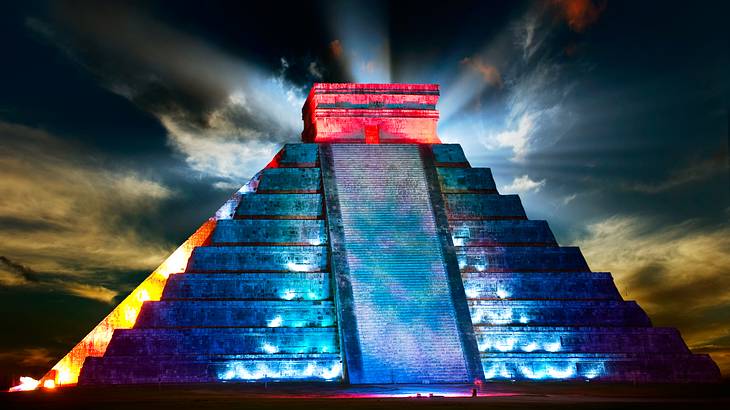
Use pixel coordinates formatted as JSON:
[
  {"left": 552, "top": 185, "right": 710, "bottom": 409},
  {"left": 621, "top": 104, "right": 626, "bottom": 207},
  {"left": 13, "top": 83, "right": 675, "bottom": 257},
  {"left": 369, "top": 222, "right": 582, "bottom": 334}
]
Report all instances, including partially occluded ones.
[{"left": 37, "top": 83, "right": 719, "bottom": 387}]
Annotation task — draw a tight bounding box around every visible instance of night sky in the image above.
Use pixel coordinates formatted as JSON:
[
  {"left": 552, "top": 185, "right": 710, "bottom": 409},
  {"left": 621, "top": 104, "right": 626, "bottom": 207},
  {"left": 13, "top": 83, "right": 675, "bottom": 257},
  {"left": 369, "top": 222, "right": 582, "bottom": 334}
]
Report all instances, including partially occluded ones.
[{"left": 0, "top": 0, "right": 727, "bottom": 387}]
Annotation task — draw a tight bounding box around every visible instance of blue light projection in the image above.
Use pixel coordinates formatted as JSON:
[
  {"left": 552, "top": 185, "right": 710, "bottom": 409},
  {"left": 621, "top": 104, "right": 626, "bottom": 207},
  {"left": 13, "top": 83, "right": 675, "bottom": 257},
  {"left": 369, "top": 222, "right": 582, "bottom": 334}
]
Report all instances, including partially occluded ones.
[
  {"left": 219, "top": 361, "right": 343, "bottom": 381},
  {"left": 472, "top": 307, "right": 530, "bottom": 325},
  {"left": 477, "top": 335, "right": 563, "bottom": 353},
  {"left": 481, "top": 360, "right": 606, "bottom": 380}
]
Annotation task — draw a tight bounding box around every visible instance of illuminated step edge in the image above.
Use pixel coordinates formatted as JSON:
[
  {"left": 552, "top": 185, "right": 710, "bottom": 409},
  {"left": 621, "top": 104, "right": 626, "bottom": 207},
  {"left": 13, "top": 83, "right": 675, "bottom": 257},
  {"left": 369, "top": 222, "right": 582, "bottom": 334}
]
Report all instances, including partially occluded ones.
[
  {"left": 449, "top": 220, "right": 557, "bottom": 246},
  {"left": 479, "top": 353, "right": 720, "bottom": 382},
  {"left": 104, "top": 328, "right": 339, "bottom": 356},
  {"left": 135, "top": 300, "right": 337, "bottom": 328},
  {"left": 211, "top": 219, "right": 327, "bottom": 245},
  {"left": 456, "top": 247, "right": 590, "bottom": 272},
  {"left": 468, "top": 300, "right": 651, "bottom": 326},
  {"left": 79, "top": 355, "right": 343, "bottom": 384},
  {"left": 236, "top": 194, "right": 323, "bottom": 218},
  {"left": 462, "top": 272, "right": 621, "bottom": 300},
  {"left": 162, "top": 272, "right": 332, "bottom": 300},
  {"left": 187, "top": 246, "right": 328, "bottom": 272},
  {"left": 473, "top": 327, "right": 689, "bottom": 353}
]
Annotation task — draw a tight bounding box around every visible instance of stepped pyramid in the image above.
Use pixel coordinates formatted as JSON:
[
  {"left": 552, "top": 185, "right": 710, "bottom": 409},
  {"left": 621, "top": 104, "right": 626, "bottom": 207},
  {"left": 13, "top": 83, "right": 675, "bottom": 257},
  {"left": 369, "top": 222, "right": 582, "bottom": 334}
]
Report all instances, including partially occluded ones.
[{"left": 39, "top": 83, "right": 719, "bottom": 387}]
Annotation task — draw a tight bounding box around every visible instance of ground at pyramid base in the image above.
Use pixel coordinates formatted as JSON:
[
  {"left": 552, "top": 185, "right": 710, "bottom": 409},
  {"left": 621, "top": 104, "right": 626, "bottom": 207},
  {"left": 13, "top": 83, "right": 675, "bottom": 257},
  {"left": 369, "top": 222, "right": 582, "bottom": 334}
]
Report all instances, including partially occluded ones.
[
  {"left": 3, "top": 382, "right": 730, "bottom": 410},
  {"left": 31, "top": 83, "right": 720, "bottom": 389}
]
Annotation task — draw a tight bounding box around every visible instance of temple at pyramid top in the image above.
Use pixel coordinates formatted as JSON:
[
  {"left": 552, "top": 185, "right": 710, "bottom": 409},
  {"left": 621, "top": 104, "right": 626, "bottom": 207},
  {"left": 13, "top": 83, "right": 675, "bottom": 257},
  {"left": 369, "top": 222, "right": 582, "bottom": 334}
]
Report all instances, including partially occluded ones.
[{"left": 301, "top": 83, "right": 441, "bottom": 144}]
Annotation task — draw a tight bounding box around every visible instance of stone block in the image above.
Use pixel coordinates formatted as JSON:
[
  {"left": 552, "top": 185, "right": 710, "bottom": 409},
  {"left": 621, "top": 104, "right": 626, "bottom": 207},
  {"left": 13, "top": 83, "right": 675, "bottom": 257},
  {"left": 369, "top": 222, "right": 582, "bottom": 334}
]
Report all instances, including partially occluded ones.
[
  {"left": 257, "top": 168, "right": 321, "bottom": 192},
  {"left": 437, "top": 167, "right": 497, "bottom": 192},
  {"left": 469, "top": 300, "right": 651, "bottom": 326},
  {"left": 163, "top": 272, "right": 331, "bottom": 300},
  {"left": 211, "top": 219, "right": 327, "bottom": 245},
  {"left": 135, "top": 300, "right": 337, "bottom": 328},
  {"left": 450, "top": 220, "right": 557, "bottom": 246},
  {"left": 462, "top": 272, "right": 620, "bottom": 300},
  {"left": 456, "top": 246, "right": 589, "bottom": 272},
  {"left": 431, "top": 144, "right": 468, "bottom": 165},
  {"left": 236, "top": 194, "right": 322, "bottom": 218},
  {"left": 277, "top": 143, "right": 319, "bottom": 166},
  {"left": 104, "top": 328, "right": 339, "bottom": 356},
  {"left": 187, "top": 245, "right": 327, "bottom": 272},
  {"left": 446, "top": 194, "right": 526, "bottom": 219}
]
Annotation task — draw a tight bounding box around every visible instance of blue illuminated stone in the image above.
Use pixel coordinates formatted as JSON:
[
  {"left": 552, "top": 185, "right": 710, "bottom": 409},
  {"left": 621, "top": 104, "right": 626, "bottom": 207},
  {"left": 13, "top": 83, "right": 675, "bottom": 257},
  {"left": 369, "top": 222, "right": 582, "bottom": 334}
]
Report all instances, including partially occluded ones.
[
  {"left": 211, "top": 219, "right": 327, "bottom": 245},
  {"left": 77, "top": 141, "right": 720, "bottom": 385},
  {"left": 236, "top": 194, "right": 322, "bottom": 218},
  {"left": 437, "top": 167, "right": 497, "bottom": 192},
  {"left": 446, "top": 194, "right": 527, "bottom": 220},
  {"left": 258, "top": 168, "right": 321, "bottom": 192}
]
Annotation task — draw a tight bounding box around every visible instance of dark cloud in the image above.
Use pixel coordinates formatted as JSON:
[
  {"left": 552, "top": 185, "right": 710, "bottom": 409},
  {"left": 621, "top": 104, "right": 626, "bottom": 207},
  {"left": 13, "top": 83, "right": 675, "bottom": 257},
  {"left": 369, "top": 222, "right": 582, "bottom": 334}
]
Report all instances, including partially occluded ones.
[
  {"left": 27, "top": 1, "right": 307, "bottom": 187},
  {"left": 622, "top": 152, "right": 729, "bottom": 194},
  {"left": 33, "top": 2, "right": 231, "bottom": 127},
  {"left": 0, "top": 121, "right": 174, "bottom": 301},
  {"left": 0, "top": 255, "right": 118, "bottom": 304},
  {"left": 0, "top": 256, "right": 41, "bottom": 284},
  {"left": 578, "top": 216, "right": 730, "bottom": 372}
]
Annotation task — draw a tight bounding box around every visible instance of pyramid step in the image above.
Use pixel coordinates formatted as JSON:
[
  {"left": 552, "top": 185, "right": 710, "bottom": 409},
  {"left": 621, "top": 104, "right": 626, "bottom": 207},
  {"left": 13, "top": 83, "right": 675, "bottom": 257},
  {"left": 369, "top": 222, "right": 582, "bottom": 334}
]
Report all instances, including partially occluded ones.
[
  {"left": 211, "top": 219, "right": 327, "bottom": 245},
  {"left": 257, "top": 168, "right": 321, "bottom": 193},
  {"left": 473, "top": 326, "right": 689, "bottom": 353},
  {"left": 135, "top": 300, "right": 336, "bottom": 328},
  {"left": 163, "top": 272, "right": 331, "bottom": 300},
  {"left": 437, "top": 167, "right": 497, "bottom": 193},
  {"left": 79, "top": 355, "right": 343, "bottom": 385},
  {"left": 186, "top": 245, "right": 327, "bottom": 272},
  {"left": 450, "top": 220, "right": 557, "bottom": 246},
  {"left": 457, "top": 246, "right": 589, "bottom": 272},
  {"left": 469, "top": 300, "right": 650, "bottom": 326},
  {"left": 432, "top": 144, "right": 468, "bottom": 166},
  {"left": 104, "top": 328, "right": 338, "bottom": 356},
  {"left": 236, "top": 193, "right": 322, "bottom": 219},
  {"left": 479, "top": 353, "right": 720, "bottom": 382},
  {"left": 462, "top": 272, "right": 620, "bottom": 300},
  {"left": 275, "top": 143, "right": 319, "bottom": 167},
  {"left": 446, "top": 194, "right": 526, "bottom": 220}
]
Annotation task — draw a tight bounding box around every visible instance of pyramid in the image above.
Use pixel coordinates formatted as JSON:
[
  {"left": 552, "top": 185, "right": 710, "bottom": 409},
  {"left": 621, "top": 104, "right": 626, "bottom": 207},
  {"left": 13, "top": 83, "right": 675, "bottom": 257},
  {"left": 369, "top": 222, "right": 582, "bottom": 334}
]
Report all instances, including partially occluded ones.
[{"left": 39, "top": 83, "right": 719, "bottom": 387}]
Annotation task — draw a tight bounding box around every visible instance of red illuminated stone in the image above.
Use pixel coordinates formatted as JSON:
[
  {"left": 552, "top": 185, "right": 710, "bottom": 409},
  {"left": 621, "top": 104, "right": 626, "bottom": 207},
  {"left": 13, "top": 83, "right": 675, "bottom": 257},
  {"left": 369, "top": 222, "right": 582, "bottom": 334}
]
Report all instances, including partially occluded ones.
[{"left": 301, "top": 83, "right": 441, "bottom": 144}]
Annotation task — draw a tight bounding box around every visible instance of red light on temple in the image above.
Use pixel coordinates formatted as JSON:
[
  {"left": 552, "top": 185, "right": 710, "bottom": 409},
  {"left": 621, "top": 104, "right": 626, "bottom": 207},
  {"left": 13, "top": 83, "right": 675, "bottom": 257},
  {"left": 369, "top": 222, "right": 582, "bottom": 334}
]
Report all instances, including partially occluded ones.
[
  {"left": 301, "top": 83, "right": 441, "bottom": 144},
  {"left": 364, "top": 125, "right": 380, "bottom": 144}
]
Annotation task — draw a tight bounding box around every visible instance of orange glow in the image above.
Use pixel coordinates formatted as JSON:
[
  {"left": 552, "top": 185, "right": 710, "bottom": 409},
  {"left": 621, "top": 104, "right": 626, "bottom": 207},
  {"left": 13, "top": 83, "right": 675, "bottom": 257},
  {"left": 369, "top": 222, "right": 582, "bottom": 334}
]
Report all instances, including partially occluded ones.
[
  {"left": 8, "top": 376, "right": 40, "bottom": 392},
  {"left": 37, "top": 219, "right": 217, "bottom": 388},
  {"left": 551, "top": 0, "right": 606, "bottom": 32}
]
